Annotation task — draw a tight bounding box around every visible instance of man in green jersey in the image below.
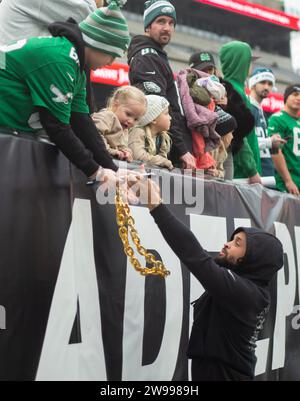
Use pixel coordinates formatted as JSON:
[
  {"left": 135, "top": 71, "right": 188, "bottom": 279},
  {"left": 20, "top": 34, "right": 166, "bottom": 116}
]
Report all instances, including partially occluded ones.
[
  {"left": 268, "top": 85, "right": 300, "bottom": 195},
  {"left": 0, "top": 1, "right": 106, "bottom": 112},
  {"left": 0, "top": 0, "right": 136, "bottom": 182}
]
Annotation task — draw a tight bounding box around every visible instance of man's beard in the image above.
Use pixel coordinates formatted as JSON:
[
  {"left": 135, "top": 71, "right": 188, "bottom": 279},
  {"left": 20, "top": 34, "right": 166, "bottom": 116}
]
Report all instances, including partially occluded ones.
[
  {"left": 159, "top": 34, "right": 171, "bottom": 45},
  {"left": 214, "top": 255, "right": 237, "bottom": 270},
  {"left": 258, "top": 90, "right": 270, "bottom": 100}
]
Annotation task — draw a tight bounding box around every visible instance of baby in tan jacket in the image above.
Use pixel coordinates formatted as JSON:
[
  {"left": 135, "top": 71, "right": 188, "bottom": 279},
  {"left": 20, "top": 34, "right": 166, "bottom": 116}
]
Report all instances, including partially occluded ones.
[
  {"left": 129, "top": 95, "right": 173, "bottom": 170},
  {"left": 92, "top": 86, "right": 146, "bottom": 162}
]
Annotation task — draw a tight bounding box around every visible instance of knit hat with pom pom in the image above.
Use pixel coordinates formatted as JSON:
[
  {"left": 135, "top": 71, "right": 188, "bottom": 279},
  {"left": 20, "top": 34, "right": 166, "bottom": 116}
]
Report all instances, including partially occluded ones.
[{"left": 79, "top": 0, "right": 130, "bottom": 58}]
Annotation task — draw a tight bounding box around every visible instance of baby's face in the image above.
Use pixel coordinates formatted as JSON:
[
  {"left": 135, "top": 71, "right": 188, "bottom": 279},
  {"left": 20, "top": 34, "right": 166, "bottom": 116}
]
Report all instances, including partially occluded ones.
[
  {"left": 222, "top": 132, "right": 233, "bottom": 149},
  {"left": 216, "top": 94, "right": 228, "bottom": 107},
  {"left": 154, "top": 108, "right": 172, "bottom": 132},
  {"left": 113, "top": 99, "right": 146, "bottom": 130}
]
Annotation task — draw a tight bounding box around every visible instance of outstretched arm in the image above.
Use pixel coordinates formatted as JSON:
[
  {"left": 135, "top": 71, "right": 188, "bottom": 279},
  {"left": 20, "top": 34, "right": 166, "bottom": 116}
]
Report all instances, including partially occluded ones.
[{"left": 136, "top": 178, "right": 256, "bottom": 313}]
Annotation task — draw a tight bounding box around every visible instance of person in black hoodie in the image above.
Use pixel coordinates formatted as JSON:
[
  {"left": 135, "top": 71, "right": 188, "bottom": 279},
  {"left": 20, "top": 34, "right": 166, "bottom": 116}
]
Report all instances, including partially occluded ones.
[
  {"left": 136, "top": 178, "right": 284, "bottom": 381},
  {"left": 128, "top": 0, "right": 195, "bottom": 169}
]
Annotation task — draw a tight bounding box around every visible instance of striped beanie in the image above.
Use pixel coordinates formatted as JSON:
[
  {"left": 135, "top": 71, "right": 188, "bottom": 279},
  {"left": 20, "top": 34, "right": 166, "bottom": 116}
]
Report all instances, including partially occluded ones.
[
  {"left": 215, "top": 106, "right": 237, "bottom": 137},
  {"left": 144, "top": 0, "right": 177, "bottom": 29},
  {"left": 79, "top": 0, "right": 130, "bottom": 58}
]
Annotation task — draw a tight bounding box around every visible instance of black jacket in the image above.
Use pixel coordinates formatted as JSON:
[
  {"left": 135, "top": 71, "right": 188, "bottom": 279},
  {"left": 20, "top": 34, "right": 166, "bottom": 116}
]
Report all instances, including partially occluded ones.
[
  {"left": 151, "top": 205, "right": 283, "bottom": 380},
  {"left": 221, "top": 80, "right": 255, "bottom": 155},
  {"left": 128, "top": 35, "right": 192, "bottom": 162}
]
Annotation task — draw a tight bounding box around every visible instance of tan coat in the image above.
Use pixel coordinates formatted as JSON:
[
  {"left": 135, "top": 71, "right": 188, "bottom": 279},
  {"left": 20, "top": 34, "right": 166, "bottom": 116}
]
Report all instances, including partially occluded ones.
[
  {"left": 128, "top": 126, "right": 173, "bottom": 170},
  {"left": 92, "top": 109, "right": 132, "bottom": 157},
  {"left": 210, "top": 133, "right": 233, "bottom": 178}
]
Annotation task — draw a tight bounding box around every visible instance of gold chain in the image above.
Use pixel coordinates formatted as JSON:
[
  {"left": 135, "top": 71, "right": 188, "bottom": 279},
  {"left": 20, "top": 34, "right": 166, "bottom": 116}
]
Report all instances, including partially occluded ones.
[{"left": 115, "top": 187, "right": 170, "bottom": 278}]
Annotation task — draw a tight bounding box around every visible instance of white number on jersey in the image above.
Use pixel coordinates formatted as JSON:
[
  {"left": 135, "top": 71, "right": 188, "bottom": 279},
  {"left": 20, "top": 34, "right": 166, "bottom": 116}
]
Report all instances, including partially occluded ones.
[
  {"left": 69, "top": 47, "right": 79, "bottom": 65},
  {"left": 0, "top": 39, "right": 27, "bottom": 53},
  {"left": 293, "top": 127, "right": 300, "bottom": 156}
]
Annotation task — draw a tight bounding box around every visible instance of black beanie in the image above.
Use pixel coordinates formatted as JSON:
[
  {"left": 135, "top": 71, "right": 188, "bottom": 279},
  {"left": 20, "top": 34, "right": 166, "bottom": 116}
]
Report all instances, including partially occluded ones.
[
  {"left": 216, "top": 107, "right": 237, "bottom": 136},
  {"left": 284, "top": 84, "right": 300, "bottom": 103}
]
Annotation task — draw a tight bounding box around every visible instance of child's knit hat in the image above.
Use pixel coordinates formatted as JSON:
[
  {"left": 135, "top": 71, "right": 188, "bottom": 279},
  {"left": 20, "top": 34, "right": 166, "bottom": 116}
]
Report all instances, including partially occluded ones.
[
  {"left": 215, "top": 106, "right": 237, "bottom": 137},
  {"left": 139, "top": 95, "right": 170, "bottom": 126}
]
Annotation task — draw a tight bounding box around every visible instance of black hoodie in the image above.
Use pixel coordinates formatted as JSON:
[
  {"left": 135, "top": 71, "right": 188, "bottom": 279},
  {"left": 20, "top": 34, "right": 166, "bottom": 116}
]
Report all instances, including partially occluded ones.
[
  {"left": 150, "top": 204, "right": 283, "bottom": 380},
  {"left": 220, "top": 80, "right": 255, "bottom": 155},
  {"left": 128, "top": 35, "right": 192, "bottom": 163}
]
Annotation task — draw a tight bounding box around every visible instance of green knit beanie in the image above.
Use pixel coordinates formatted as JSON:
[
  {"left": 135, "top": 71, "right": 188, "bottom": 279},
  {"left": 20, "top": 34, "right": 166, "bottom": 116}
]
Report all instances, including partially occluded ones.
[
  {"left": 79, "top": 0, "right": 130, "bottom": 58},
  {"left": 144, "top": 0, "right": 177, "bottom": 30}
]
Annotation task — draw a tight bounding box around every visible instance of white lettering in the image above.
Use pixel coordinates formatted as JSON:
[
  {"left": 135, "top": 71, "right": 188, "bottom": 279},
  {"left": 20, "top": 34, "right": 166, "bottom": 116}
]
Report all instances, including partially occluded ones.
[
  {"left": 0, "top": 305, "right": 5, "bottom": 330},
  {"left": 93, "top": 68, "right": 118, "bottom": 81},
  {"left": 36, "top": 199, "right": 106, "bottom": 380},
  {"left": 122, "top": 206, "right": 183, "bottom": 380},
  {"left": 234, "top": 218, "right": 251, "bottom": 229},
  {"left": 294, "top": 226, "right": 300, "bottom": 324},
  {"left": 204, "top": 0, "right": 293, "bottom": 27},
  {"left": 0, "top": 39, "right": 27, "bottom": 69},
  {"left": 189, "top": 214, "right": 227, "bottom": 379},
  {"left": 293, "top": 127, "right": 300, "bottom": 156},
  {"left": 0, "top": 39, "right": 27, "bottom": 53},
  {"left": 291, "top": 305, "right": 300, "bottom": 330},
  {"left": 99, "top": 385, "right": 134, "bottom": 398},
  {"left": 118, "top": 68, "right": 129, "bottom": 85},
  {"left": 272, "top": 222, "right": 297, "bottom": 370},
  {"left": 69, "top": 47, "right": 79, "bottom": 65}
]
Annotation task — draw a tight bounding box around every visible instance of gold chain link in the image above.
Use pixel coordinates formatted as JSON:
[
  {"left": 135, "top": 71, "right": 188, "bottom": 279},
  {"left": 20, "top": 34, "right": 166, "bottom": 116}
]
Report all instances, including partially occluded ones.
[{"left": 115, "top": 188, "right": 170, "bottom": 278}]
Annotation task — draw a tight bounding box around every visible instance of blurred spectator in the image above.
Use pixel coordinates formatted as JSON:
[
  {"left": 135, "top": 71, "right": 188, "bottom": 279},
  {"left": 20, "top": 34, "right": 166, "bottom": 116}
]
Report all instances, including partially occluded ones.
[
  {"left": 189, "top": 51, "right": 217, "bottom": 76},
  {"left": 128, "top": 95, "right": 173, "bottom": 170},
  {"left": 268, "top": 85, "right": 300, "bottom": 195},
  {"left": 211, "top": 107, "right": 237, "bottom": 179},
  {"left": 220, "top": 41, "right": 261, "bottom": 184},
  {"left": 188, "top": 51, "right": 234, "bottom": 178},
  {"left": 176, "top": 68, "right": 220, "bottom": 172},
  {"left": 249, "top": 68, "right": 285, "bottom": 180},
  {"left": 92, "top": 86, "right": 146, "bottom": 162},
  {"left": 128, "top": 0, "right": 195, "bottom": 170}
]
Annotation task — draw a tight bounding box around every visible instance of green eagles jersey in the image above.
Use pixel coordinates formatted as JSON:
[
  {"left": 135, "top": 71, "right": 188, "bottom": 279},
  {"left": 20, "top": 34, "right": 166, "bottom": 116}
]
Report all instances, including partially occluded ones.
[
  {"left": 0, "top": 36, "right": 89, "bottom": 132},
  {"left": 268, "top": 110, "right": 300, "bottom": 191}
]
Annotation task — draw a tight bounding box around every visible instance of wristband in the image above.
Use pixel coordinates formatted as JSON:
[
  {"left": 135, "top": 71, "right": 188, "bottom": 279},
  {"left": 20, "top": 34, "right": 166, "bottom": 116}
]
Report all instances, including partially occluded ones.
[
  {"left": 86, "top": 167, "right": 103, "bottom": 186},
  {"left": 96, "top": 166, "right": 104, "bottom": 181}
]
